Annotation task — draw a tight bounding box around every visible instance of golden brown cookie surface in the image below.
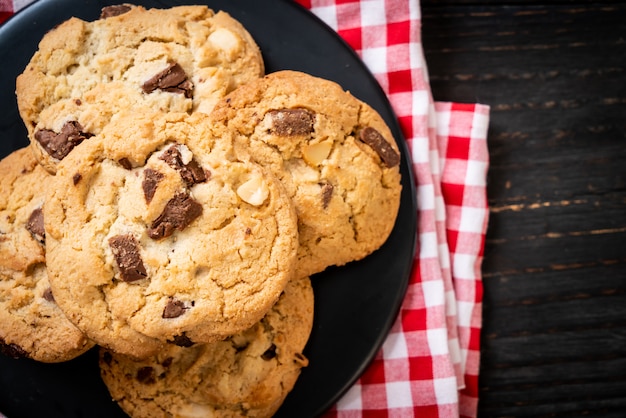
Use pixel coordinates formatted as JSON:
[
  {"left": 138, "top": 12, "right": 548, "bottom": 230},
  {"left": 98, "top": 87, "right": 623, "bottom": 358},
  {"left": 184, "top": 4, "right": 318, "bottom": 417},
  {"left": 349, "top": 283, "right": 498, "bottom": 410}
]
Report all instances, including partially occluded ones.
[
  {"left": 44, "top": 112, "right": 298, "bottom": 358},
  {"left": 0, "top": 147, "right": 94, "bottom": 362},
  {"left": 16, "top": 4, "right": 264, "bottom": 173},
  {"left": 99, "top": 276, "right": 314, "bottom": 418},
  {"left": 210, "top": 70, "right": 403, "bottom": 278}
]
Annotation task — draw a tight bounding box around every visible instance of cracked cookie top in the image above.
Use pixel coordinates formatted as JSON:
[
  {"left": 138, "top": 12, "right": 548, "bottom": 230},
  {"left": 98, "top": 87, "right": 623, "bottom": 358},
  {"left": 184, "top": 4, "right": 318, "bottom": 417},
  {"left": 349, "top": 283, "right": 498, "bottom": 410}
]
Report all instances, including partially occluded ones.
[
  {"left": 210, "top": 70, "right": 403, "bottom": 278},
  {"left": 16, "top": 4, "right": 264, "bottom": 174},
  {"left": 99, "top": 275, "right": 314, "bottom": 418},
  {"left": 43, "top": 112, "right": 298, "bottom": 358},
  {"left": 0, "top": 147, "right": 94, "bottom": 362}
]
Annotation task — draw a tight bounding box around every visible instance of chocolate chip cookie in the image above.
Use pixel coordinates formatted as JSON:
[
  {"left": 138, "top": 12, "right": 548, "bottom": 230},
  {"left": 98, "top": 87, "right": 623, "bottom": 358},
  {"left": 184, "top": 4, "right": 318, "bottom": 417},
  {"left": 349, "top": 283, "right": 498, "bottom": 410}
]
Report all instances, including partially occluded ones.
[
  {"left": 0, "top": 147, "right": 94, "bottom": 362},
  {"left": 210, "top": 70, "right": 403, "bottom": 278},
  {"left": 99, "top": 275, "right": 314, "bottom": 418},
  {"left": 16, "top": 4, "right": 264, "bottom": 173},
  {"left": 43, "top": 112, "right": 298, "bottom": 358}
]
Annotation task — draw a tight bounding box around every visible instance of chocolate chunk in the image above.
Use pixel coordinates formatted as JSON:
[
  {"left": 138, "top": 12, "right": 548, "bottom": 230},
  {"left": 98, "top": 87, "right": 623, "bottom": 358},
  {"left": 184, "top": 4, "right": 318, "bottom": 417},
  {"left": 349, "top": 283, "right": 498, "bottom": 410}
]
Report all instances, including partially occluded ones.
[
  {"left": 72, "top": 173, "right": 82, "bottom": 185},
  {"left": 0, "top": 337, "right": 28, "bottom": 359},
  {"left": 42, "top": 288, "right": 55, "bottom": 302},
  {"left": 26, "top": 207, "right": 45, "bottom": 244},
  {"left": 136, "top": 366, "right": 156, "bottom": 385},
  {"left": 100, "top": 4, "right": 132, "bottom": 18},
  {"left": 181, "top": 159, "right": 207, "bottom": 185},
  {"left": 261, "top": 343, "right": 277, "bottom": 360},
  {"left": 142, "top": 168, "right": 164, "bottom": 204},
  {"left": 148, "top": 192, "right": 202, "bottom": 240},
  {"left": 142, "top": 62, "right": 193, "bottom": 98},
  {"left": 159, "top": 145, "right": 206, "bottom": 186},
  {"left": 169, "top": 333, "right": 194, "bottom": 347},
  {"left": 161, "top": 357, "right": 173, "bottom": 368},
  {"left": 108, "top": 234, "right": 148, "bottom": 282},
  {"left": 320, "top": 182, "right": 334, "bottom": 209},
  {"left": 162, "top": 298, "right": 187, "bottom": 319},
  {"left": 358, "top": 127, "right": 400, "bottom": 168},
  {"left": 268, "top": 109, "right": 315, "bottom": 136},
  {"left": 34, "top": 121, "right": 93, "bottom": 161},
  {"left": 118, "top": 157, "right": 133, "bottom": 170}
]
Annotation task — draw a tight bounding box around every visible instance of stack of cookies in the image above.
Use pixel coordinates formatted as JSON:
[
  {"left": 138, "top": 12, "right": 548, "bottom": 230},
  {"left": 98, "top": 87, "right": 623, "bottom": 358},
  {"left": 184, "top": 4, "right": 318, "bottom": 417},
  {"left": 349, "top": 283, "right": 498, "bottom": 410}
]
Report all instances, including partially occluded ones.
[{"left": 0, "top": 4, "right": 402, "bottom": 417}]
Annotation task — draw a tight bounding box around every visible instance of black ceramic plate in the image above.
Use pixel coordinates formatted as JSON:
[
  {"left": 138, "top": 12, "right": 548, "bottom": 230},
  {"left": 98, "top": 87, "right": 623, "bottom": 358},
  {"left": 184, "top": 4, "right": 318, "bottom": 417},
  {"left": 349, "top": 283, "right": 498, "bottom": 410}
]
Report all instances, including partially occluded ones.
[{"left": 0, "top": 1, "right": 417, "bottom": 417}]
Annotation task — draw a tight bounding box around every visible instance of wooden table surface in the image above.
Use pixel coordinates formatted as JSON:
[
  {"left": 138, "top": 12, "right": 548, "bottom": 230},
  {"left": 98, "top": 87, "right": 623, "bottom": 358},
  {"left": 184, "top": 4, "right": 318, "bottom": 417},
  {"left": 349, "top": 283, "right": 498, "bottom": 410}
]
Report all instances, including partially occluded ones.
[{"left": 421, "top": 1, "right": 626, "bottom": 416}]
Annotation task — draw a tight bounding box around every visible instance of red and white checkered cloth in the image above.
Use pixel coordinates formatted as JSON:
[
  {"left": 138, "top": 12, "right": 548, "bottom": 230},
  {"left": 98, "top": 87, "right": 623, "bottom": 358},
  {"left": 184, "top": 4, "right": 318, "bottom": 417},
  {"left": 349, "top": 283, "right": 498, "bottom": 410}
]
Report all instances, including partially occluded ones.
[
  {"left": 1, "top": 0, "right": 490, "bottom": 416},
  {"left": 294, "top": 2, "right": 489, "bottom": 416}
]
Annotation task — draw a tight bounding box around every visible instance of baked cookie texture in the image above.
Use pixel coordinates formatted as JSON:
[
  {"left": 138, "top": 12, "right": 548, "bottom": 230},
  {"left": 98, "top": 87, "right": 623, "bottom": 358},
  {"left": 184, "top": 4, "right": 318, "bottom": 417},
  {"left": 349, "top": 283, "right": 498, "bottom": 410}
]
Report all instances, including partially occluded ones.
[
  {"left": 99, "top": 276, "right": 314, "bottom": 418},
  {"left": 210, "top": 70, "right": 402, "bottom": 278},
  {"left": 16, "top": 4, "right": 264, "bottom": 173},
  {"left": 0, "top": 147, "right": 94, "bottom": 362},
  {"left": 44, "top": 112, "right": 298, "bottom": 358}
]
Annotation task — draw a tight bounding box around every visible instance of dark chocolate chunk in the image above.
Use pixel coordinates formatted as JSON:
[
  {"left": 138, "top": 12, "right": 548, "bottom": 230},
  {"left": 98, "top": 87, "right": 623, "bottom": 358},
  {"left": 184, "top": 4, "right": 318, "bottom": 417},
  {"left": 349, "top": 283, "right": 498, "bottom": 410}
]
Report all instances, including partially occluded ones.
[
  {"left": 268, "top": 109, "right": 315, "bottom": 136},
  {"left": 136, "top": 366, "right": 156, "bottom": 384},
  {"left": 0, "top": 337, "right": 28, "bottom": 359},
  {"left": 142, "top": 168, "right": 164, "bottom": 204},
  {"left": 34, "top": 121, "right": 93, "bottom": 161},
  {"left": 358, "top": 127, "right": 400, "bottom": 168},
  {"left": 168, "top": 333, "right": 194, "bottom": 347},
  {"left": 42, "top": 287, "right": 55, "bottom": 302},
  {"left": 320, "top": 182, "right": 334, "bottom": 209},
  {"left": 108, "top": 234, "right": 148, "bottom": 282},
  {"left": 26, "top": 207, "right": 45, "bottom": 244},
  {"left": 159, "top": 145, "right": 206, "bottom": 186},
  {"left": 118, "top": 157, "right": 133, "bottom": 170},
  {"left": 181, "top": 159, "right": 207, "bottom": 185},
  {"left": 261, "top": 343, "right": 277, "bottom": 360},
  {"left": 162, "top": 298, "right": 187, "bottom": 319},
  {"left": 142, "top": 62, "right": 193, "bottom": 98},
  {"left": 148, "top": 192, "right": 202, "bottom": 240},
  {"left": 161, "top": 357, "right": 173, "bottom": 368},
  {"left": 72, "top": 173, "right": 82, "bottom": 185},
  {"left": 100, "top": 4, "right": 132, "bottom": 18}
]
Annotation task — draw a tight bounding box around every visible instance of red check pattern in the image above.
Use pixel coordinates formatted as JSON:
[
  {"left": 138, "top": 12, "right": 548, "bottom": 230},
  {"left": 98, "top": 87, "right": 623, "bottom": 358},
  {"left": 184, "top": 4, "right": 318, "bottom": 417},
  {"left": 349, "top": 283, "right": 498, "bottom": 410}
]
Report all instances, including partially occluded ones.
[
  {"left": 1, "top": 1, "right": 490, "bottom": 416},
  {"left": 296, "top": 2, "right": 489, "bottom": 417}
]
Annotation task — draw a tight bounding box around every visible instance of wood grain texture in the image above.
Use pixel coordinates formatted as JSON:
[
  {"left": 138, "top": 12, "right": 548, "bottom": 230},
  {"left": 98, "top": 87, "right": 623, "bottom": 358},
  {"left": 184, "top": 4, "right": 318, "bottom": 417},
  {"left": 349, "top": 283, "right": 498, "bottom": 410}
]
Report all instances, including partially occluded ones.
[{"left": 422, "top": 2, "right": 626, "bottom": 416}]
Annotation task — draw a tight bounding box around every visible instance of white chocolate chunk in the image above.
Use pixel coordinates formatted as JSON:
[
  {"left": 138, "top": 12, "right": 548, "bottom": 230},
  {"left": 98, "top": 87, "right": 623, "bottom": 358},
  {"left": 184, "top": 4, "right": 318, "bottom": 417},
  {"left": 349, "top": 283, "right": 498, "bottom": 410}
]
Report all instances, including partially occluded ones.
[
  {"left": 208, "top": 28, "right": 241, "bottom": 56},
  {"left": 237, "top": 176, "right": 269, "bottom": 206},
  {"left": 302, "top": 140, "right": 332, "bottom": 166},
  {"left": 176, "top": 144, "right": 194, "bottom": 165},
  {"left": 174, "top": 403, "right": 215, "bottom": 418}
]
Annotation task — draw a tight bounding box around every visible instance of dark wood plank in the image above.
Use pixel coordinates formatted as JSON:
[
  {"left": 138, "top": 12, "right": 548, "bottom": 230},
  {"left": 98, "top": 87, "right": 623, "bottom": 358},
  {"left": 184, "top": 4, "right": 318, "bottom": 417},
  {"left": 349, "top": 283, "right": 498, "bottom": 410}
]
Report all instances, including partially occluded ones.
[
  {"left": 483, "top": 263, "right": 626, "bottom": 305},
  {"left": 482, "top": 295, "right": 626, "bottom": 341},
  {"left": 422, "top": 2, "right": 626, "bottom": 416}
]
